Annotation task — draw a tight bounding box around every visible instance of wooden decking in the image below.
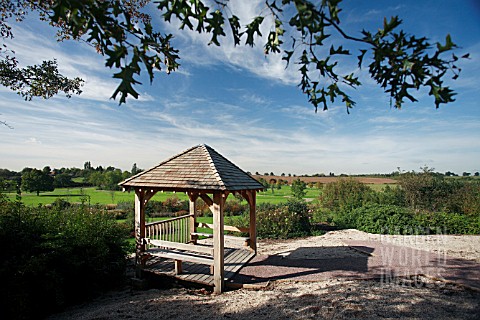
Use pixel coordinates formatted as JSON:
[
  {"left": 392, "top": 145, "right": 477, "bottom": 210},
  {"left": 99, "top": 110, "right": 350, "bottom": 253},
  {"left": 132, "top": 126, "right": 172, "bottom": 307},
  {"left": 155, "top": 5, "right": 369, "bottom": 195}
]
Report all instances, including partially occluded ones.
[{"left": 143, "top": 247, "right": 255, "bottom": 287}]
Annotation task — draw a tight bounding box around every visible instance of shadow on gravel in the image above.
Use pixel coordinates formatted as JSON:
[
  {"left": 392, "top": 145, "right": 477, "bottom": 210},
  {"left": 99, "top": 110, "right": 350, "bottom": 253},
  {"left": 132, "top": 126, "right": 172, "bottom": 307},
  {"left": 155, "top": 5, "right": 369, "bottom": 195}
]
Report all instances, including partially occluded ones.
[{"left": 234, "top": 246, "right": 374, "bottom": 284}]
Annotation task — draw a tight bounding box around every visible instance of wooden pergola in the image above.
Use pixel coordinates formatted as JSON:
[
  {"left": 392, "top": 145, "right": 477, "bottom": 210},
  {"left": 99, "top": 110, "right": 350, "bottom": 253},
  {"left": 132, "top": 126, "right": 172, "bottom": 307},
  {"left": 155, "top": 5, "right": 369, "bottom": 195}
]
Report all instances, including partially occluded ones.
[{"left": 119, "top": 144, "right": 264, "bottom": 293}]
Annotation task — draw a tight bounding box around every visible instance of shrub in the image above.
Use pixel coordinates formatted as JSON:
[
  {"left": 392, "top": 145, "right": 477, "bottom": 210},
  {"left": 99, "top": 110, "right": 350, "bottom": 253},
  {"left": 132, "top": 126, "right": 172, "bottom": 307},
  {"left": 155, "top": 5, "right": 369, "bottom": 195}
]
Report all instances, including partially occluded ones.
[
  {"left": 51, "top": 197, "right": 72, "bottom": 210},
  {"left": 399, "top": 171, "right": 463, "bottom": 212},
  {"left": 162, "top": 196, "right": 188, "bottom": 213},
  {"left": 116, "top": 201, "right": 134, "bottom": 213},
  {"left": 291, "top": 179, "right": 307, "bottom": 200},
  {"left": 0, "top": 199, "right": 130, "bottom": 319},
  {"left": 446, "top": 181, "right": 480, "bottom": 216},
  {"left": 372, "top": 184, "right": 406, "bottom": 206},
  {"left": 351, "top": 204, "right": 420, "bottom": 234},
  {"left": 254, "top": 200, "right": 311, "bottom": 239},
  {"left": 196, "top": 197, "right": 212, "bottom": 217},
  {"left": 414, "top": 211, "right": 480, "bottom": 235},
  {"left": 224, "top": 199, "right": 247, "bottom": 216},
  {"left": 334, "top": 203, "right": 480, "bottom": 235},
  {"left": 319, "top": 178, "right": 374, "bottom": 211},
  {"left": 145, "top": 200, "right": 167, "bottom": 217}
]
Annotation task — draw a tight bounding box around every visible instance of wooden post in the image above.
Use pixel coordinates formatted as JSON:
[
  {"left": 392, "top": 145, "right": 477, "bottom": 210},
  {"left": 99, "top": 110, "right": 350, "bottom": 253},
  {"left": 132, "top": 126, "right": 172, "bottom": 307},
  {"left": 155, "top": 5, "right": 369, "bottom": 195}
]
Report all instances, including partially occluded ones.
[
  {"left": 134, "top": 188, "right": 156, "bottom": 278},
  {"left": 213, "top": 192, "right": 225, "bottom": 294},
  {"left": 188, "top": 193, "right": 198, "bottom": 244},
  {"left": 248, "top": 190, "right": 257, "bottom": 253},
  {"left": 175, "top": 260, "right": 183, "bottom": 274},
  {"left": 134, "top": 189, "right": 146, "bottom": 278}
]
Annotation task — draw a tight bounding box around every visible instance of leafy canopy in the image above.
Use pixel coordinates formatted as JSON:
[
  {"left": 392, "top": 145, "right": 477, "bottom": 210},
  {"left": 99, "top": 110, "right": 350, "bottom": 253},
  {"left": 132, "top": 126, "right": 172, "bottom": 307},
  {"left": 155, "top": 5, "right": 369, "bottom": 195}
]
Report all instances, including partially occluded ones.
[
  {"left": 20, "top": 167, "right": 54, "bottom": 196},
  {"left": 0, "top": 0, "right": 466, "bottom": 111},
  {"left": 291, "top": 178, "right": 307, "bottom": 200}
]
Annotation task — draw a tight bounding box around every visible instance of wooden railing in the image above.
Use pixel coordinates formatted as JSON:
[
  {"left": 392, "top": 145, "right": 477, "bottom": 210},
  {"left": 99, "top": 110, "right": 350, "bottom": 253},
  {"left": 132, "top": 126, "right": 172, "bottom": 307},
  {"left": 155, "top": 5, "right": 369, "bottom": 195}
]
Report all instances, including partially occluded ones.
[
  {"left": 145, "top": 214, "right": 192, "bottom": 245},
  {"left": 196, "top": 222, "right": 249, "bottom": 233}
]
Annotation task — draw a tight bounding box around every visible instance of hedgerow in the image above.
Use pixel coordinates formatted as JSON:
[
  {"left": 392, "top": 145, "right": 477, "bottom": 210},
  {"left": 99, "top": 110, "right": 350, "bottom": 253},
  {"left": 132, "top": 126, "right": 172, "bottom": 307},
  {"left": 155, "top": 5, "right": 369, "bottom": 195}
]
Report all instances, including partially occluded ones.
[
  {"left": 317, "top": 203, "right": 480, "bottom": 235},
  {"left": 0, "top": 196, "right": 130, "bottom": 319},
  {"left": 312, "top": 175, "right": 479, "bottom": 235}
]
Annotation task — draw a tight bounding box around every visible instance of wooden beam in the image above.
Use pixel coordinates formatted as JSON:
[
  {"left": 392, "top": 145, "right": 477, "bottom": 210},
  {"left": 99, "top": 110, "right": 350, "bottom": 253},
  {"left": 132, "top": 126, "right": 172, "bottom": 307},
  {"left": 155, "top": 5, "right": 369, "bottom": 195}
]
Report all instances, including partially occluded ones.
[
  {"left": 175, "top": 260, "right": 183, "bottom": 275},
  {"left": 134, "top": 189, "right": 146, "bottom": 278},
  {"left": 200, "top": 193, "right": 228, "bottom": 216},
  {"left": 134, "top": 187, "right": 158, "bottom": 278},
  {"left": 188, "top": 192, "right": 198, "bottom": 243},
  {"left": 248, "top": 190, "right": 257, "bottom": 253},
  {"left": 144, "top": 188, "right": 157, "bottom": 203},
  {"left": 146, "top": 239, "right": 214, "bottom": 255},
  {"left": 213, "top": 192, "right": 225, "bottom": 294},
  {"left": 147, "top": 248, "right": 214, "bottom": 265},
  {"left": 199, "top": 193, "right": 213, "bottom": 207},
  {"left": 196, "top": 223, "right": 248, "bottom": 233}
]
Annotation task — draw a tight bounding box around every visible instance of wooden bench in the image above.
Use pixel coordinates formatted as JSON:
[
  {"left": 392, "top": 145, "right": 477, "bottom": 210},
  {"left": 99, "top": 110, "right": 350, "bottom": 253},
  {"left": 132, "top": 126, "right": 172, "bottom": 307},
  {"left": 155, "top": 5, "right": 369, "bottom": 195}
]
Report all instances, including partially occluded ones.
[
  {"left": 143, "top": 238, "right": 214, "bottom": 274},
  {"left": 190, "top": 232, "right": 250, "bottom": 246}
]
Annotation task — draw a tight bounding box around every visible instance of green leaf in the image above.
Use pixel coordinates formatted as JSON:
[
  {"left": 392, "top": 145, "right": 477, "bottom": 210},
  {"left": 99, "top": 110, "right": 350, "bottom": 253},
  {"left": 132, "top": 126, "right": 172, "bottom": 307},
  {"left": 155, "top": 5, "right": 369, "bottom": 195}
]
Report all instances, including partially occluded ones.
[
  {"left": 436, "top": 34, "right": 456, "bottom": 53},
  {"left": 244, "top": 16, "right": 264, "bottom": 47},
  {"left": 329, "top": 45, "right": 350, "bottom": 55},
  {"left": 228, "top": 15, "right": 241, "bottom": 46},
  {"left": 381, "top": 16, "right": 401, "bottom": 37},
  {"left": 205, "top": 10, "right": 226, "bottom": 46},
  {"left": 357, "top": 49, "right": 367, "bottom": 68}
]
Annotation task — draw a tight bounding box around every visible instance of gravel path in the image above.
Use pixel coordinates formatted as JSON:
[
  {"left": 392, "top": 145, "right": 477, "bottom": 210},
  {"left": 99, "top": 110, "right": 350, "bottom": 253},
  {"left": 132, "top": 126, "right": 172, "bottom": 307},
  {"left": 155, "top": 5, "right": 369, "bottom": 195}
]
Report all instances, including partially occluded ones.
[{"left": 49, "top": 230, "right": 480, "bottom": 320}]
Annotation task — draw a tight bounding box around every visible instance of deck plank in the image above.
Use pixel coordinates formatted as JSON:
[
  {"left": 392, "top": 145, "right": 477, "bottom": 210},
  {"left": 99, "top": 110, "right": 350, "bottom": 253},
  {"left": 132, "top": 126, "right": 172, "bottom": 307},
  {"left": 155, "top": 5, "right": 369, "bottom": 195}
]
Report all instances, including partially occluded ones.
[{"left": 143, "top": 247, "right": 254, "bottom": 287}]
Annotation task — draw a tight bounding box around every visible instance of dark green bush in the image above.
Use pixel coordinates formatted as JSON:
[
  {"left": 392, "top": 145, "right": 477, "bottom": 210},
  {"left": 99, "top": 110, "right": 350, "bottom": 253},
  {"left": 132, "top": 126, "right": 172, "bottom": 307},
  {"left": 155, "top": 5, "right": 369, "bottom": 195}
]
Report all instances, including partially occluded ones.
[
  {"left": 0, "top": 198, "right": 130, "bottom": 319},
  {"left": 399, "top": 171, "right": 465, "bottom": 212},
  {"left": 331, "top": 203, "right": 480, "bottom": 235},
  {"left": 445, "top": 181, "right": 480, "bottom": 216},
  {"left": 254, "top": 200, "right": 311, "bottom": 239},
  {"left": 51, "top": 197, "right": 71, "bottom": 210},
  {"left": 350, "top": 204, "right": 420, "bottom": 234},
  {"left": 372, "top": 184, "right": 406, "bottom": 206},
  {"left": 116, "top": 201, "right": 134, "bottom": 214},
  {"left": 319, "top": 178, "right": 374, "bottom": 211},
  {"left": 414, "top": 211, "right": 480, "bottom": 235},
  {"left": 224, "top": 199, "right": 247, "bottom": 216},
  {"left": 163, "top": 195, "right": 188, "bottom": 213}
]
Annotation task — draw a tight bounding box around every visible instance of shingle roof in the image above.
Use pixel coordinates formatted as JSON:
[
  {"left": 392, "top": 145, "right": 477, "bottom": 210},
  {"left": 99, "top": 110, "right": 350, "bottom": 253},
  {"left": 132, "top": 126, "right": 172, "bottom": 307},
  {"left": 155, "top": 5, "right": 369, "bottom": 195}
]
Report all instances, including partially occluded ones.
[{"left": 119, "top": 144, "right": 264, "bottom": 191}]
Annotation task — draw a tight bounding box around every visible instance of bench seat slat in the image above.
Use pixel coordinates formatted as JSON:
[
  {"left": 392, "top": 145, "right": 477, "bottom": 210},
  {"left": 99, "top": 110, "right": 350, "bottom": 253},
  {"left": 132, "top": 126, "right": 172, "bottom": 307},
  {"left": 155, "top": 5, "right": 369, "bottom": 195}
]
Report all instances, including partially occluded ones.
[
  {"left": 147, "top": 248, "right": 214, "bottom": 265},
  {"left": 146, "top": 238, "right": 213, "bottom": 255},
  {"left": 191, "top": 232, "right": 250, "bottom": 242}
]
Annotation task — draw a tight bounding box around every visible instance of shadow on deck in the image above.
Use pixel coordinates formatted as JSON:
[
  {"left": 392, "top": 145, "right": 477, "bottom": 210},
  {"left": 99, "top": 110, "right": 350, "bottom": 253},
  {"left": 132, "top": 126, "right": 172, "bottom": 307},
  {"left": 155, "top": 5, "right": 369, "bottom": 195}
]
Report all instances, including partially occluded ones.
[{"left": 142, "top": 247, "right": 255, "bottom": 288}]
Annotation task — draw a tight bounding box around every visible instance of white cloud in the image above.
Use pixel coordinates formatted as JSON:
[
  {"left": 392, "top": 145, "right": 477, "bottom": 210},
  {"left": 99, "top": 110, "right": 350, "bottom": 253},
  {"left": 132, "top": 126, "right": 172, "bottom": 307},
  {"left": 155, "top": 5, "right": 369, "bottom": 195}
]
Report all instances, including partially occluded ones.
[
  {"left": 1, "top": 2, "right": 479, "bottom": 176},
  {"left": 25, "top": 137, "right": 42, "bottom": 145}
]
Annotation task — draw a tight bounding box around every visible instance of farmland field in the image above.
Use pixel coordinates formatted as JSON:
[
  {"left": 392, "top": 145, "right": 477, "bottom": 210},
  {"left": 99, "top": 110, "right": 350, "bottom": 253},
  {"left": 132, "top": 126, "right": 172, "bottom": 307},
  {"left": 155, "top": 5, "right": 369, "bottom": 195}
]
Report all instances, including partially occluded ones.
[
  {"left": 253, "top": 175, "right": 398, "bottom": 185},
  {"left": 6, "top": 186, "right": 312, "bottom": 206},
  {"left": 5, "top": 177, "right": 397, "bottom": 207}
]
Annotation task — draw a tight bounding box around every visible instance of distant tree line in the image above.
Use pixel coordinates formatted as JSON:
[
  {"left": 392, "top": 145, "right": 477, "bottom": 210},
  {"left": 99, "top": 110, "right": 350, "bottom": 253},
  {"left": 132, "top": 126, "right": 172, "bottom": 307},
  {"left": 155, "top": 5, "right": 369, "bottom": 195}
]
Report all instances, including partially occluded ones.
[
  {"left": 254, "top": 170, "right": 479, "bottom": 178},
  {"left": 0, "top": 162, "right": 143, "bottom": 196}
]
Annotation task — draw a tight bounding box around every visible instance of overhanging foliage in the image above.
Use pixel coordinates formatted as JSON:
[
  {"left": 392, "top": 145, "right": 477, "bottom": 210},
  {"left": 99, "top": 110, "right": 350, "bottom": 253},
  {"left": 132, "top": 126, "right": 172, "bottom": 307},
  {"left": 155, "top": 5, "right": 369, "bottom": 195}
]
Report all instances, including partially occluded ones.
[{"left": 0, "top": 0, "right": 467, "bottom": 111}]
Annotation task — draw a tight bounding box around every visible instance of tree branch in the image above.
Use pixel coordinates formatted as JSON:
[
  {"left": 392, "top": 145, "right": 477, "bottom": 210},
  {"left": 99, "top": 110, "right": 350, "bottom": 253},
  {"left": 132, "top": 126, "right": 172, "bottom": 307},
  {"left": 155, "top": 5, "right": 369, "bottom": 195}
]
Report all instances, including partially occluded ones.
[{"left": 323, "top": 15, "right": 375, "bottom": 47}]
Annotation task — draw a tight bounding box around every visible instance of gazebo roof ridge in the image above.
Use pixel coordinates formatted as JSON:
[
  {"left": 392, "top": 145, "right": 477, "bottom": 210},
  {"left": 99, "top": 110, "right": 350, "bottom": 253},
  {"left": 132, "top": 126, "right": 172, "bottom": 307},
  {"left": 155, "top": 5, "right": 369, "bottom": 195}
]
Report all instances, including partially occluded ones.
[
  {"left": 120, "top": 144, "right": 200, "bottom": 187},
  {"left": 119, "top": 144, "right": 264, "bottom": 192}
]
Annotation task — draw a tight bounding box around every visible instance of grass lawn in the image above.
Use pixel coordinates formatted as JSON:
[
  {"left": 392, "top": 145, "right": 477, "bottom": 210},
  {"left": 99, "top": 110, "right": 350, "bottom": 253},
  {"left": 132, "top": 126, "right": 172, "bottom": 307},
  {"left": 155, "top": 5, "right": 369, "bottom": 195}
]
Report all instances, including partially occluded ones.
[
  {"left": 6, "top": 185, "right": 324, "bottom": 206},
  {"left": 5, "top": 187, "right": 189, "bottom": 207},
  {"left": 256, "top": 185, "right": 321, "bottom": 203},
  {"left": 5, "top": 183, "right": 399, "bottom": 207}
]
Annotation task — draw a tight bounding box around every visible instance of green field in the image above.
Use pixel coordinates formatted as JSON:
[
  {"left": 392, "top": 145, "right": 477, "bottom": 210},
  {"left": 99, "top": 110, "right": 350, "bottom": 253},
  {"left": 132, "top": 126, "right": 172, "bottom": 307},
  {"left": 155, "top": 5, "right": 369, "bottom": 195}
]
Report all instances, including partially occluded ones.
[
  {"left": 5, "top": 185, "right": 323, "bottom": 206},
  {"left": 6, "top": 187, "right": 188, "bottom": 206}
]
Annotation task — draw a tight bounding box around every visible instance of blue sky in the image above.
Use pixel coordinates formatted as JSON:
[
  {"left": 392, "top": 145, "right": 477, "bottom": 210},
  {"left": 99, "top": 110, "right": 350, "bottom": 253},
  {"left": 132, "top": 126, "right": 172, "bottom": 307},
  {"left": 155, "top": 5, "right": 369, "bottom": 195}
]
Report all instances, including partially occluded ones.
[{"left": 1, "top": 0, "right": 479, "bottom": 175}]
